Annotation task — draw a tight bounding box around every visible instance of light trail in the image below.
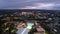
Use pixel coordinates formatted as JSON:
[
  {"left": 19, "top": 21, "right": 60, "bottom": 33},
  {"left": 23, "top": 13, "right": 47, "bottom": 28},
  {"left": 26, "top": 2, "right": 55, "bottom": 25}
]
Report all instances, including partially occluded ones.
[{"left": 21, "top": 28, "right": 27, "bottom": 34}]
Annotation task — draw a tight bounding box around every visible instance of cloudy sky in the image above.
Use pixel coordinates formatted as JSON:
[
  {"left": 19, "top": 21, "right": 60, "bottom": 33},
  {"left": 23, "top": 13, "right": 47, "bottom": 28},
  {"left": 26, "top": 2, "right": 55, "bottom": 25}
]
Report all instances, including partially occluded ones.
[{"left": 0, "top": 0, "right": 60, "bottom": 10}]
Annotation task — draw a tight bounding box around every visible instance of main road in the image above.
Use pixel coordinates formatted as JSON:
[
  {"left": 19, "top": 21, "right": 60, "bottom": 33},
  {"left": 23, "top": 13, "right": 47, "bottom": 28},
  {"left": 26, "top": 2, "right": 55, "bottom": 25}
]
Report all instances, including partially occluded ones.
[{"left": 16, "top": 23, "right": 34, "bottom": 34}]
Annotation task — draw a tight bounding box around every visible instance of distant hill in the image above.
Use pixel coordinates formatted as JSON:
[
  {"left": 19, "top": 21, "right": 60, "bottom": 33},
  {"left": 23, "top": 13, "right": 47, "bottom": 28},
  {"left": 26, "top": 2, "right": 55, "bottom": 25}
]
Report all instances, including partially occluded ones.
[{"left": 0, "top": 9, "right": 60, "bottom": 14}]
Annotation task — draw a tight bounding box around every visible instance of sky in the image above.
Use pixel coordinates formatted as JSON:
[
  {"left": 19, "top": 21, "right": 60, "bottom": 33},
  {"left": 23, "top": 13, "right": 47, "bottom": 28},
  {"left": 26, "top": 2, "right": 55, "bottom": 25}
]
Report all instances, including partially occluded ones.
[{"left": 0, "top": 0, "right": 60, "bottom": 10}]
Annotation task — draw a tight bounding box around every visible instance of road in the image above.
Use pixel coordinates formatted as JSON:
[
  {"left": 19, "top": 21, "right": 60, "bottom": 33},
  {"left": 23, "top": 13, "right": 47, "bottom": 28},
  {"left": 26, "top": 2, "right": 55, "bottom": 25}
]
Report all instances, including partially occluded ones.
[
  {"left": 16, "top": 23, "right": 34, "bottom": 34},
  {"left": 16, "top": 27, "right": 30, "bottom": 34}
]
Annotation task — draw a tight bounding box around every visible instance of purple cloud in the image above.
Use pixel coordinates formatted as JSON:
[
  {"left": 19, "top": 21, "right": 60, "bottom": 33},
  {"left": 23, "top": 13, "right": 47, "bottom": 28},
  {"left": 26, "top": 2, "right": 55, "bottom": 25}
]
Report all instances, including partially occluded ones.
[{"left": 0, "top": 0, "right": 60, "bottom": 10}]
